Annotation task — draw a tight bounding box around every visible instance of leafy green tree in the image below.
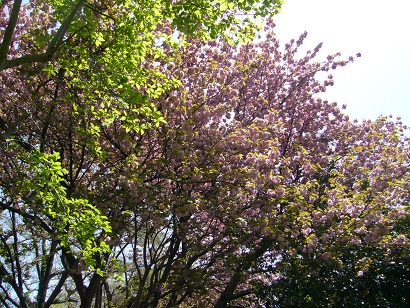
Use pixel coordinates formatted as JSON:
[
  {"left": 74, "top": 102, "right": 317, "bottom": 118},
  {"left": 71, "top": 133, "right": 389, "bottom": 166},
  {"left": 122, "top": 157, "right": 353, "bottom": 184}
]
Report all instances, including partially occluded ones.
[{"left": 0, "top": 0, "right": 284, "bottom": 70}]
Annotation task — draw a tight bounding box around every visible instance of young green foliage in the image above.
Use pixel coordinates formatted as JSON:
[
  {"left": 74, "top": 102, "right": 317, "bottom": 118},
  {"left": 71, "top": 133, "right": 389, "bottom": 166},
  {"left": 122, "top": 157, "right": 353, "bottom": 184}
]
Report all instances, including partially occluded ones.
[{"left": 16, "top": 151, "right": 111, "bottom": 272}]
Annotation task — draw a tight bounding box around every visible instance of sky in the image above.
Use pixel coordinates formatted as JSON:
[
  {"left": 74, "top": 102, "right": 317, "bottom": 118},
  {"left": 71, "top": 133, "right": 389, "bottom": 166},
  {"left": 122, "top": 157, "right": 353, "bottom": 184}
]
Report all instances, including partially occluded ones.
[{"left": 272, "top": 0, "right": 410, "bottom": 124}]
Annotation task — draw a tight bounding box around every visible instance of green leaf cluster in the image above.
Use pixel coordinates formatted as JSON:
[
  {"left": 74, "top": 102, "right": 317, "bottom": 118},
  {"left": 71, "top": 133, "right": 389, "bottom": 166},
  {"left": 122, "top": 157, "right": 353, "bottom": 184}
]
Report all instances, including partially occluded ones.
[{"left": 17, "top": 151, "right": 111, "bottom": 273}]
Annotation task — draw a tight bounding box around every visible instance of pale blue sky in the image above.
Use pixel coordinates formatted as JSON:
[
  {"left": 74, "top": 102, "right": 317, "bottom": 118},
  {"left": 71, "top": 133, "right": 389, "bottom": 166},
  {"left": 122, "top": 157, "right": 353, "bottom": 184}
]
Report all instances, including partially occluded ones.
[{"left": 273, "top": 0, "right": 410, "bottom": 124}]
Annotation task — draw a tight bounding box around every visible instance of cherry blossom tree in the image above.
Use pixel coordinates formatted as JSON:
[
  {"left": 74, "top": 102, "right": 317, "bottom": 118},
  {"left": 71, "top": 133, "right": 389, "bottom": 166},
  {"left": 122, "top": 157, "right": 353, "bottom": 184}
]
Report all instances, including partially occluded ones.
[
  {"left": 1, "top": 1, "right": 410, "bottom": 306},
  {"left": 117, "top": 27, "right": 410, "bottom": 306}
]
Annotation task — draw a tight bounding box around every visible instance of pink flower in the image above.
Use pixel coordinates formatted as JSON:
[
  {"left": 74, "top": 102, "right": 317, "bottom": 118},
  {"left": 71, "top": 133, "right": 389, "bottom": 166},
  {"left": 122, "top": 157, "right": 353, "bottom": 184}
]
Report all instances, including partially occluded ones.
[
  {"left": 302, "top": 226, "right": 312, "bottom": 236},
  {"left": 274, "top": 188, "right": 286, "bottom": 198}
]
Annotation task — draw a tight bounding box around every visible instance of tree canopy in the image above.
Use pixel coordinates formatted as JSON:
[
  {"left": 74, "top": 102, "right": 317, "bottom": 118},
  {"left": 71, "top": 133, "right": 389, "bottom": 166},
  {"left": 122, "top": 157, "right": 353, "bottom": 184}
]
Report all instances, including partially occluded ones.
[{"left": 1, "top": 0, "right": 410, "bottom": 307}]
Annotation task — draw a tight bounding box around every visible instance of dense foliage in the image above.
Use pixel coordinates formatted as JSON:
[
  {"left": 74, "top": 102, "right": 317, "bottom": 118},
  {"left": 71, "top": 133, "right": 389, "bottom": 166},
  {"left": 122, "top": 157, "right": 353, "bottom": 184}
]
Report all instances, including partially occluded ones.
[{"left": 1, "top": 0, "right": 410, "bottom": 307}]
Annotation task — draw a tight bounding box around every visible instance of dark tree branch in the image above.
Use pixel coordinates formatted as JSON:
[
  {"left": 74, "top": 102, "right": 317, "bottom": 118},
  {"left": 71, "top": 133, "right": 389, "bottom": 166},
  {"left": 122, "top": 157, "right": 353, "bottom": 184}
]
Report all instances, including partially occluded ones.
[
  {"left": 37, "top": 239, "right": 59, "bottom": 307},
  {"left": 10, "top": 212, "right": 26, "bottom": 307},
  {"left": 0, "top": 0, "right": 86, "bottom": 71},
  {"left": 0, "top": 234, "right": 28, "bottom": 308},
  {"left": 214, "top": 238, "right": 272, "bottom": 307},
  {"left": 0, "top": 0, "right": 23, "bottom": 70},
  {"left": 0, "top": 201, "right": 54, "bottom": 234},
  {"left": 44, "top": 271, "right": 68, "bottom": 308}
]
